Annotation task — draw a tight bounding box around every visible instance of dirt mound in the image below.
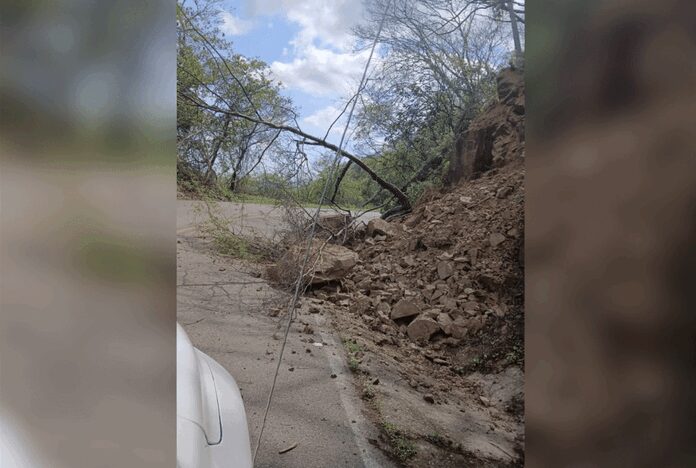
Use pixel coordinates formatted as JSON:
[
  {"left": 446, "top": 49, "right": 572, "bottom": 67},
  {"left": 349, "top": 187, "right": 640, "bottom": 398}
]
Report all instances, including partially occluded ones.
[
  {"left": 316, "top": 160, "right": 525, "bottom": 466},
  {"left": 311, "top": 67, "right": 525, "bottom": 465},
  {"left": 334, "top": 66, "right": 525, "bottom": 375},
  {"left": 340, "top": 159, "right": 524, "bottom": 372}
]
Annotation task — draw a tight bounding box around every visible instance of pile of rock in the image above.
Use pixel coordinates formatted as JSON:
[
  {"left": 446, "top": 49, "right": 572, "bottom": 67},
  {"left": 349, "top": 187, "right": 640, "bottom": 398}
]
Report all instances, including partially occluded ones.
[
  {"left": 291, "top": 67, "right": 524, "bottom": 369},
  {"left": 311, "top": 157, "right": 524, "bottom": 370}
]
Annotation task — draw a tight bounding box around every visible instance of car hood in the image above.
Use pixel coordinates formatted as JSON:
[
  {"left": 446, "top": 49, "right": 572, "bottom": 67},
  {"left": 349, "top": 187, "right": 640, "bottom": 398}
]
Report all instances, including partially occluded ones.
[{"left": 176, "top": 323, "right": 221, "bottom": 445}]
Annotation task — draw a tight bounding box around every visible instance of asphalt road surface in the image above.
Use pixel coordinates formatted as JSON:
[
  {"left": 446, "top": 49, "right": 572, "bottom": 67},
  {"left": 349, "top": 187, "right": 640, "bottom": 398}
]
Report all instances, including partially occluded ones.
[{"left": 177, "top": 201, "right": 392, "bottom": 468}]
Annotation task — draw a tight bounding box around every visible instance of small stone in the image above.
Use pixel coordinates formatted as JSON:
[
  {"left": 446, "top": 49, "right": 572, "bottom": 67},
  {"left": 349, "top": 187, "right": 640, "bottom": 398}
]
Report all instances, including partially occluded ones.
[
  {"left": 444, "top": 318, "right": 469, "bottom": 339},
  {"left": 489, "top": 233, "right": 506, "bottom": 247},
  {"left": 424, "top": 394, "right": 435, "bottom": 404},
  {"left": 496, "top": 186, "right": 513, "bottom": 199},
  {"left": 436, "top": 261, "right": 454, "bottom": 280},
  {"left": 437, "top": 313, "right": 453, "bottom": 331},
  {"left": 330, "top": 373, "right": 337, "bottom": 379},
  {"left": 407, "top": 316, "right": 440, "bottom": 341},
  {"left": 366, "top": 218, "right": 396, "bottom": 238},
  {"left": 391, "top": 299, "right": 420, "bottom": 321},
  {"left": 288, "top": 367, "right": 295, "bottom": 372}
]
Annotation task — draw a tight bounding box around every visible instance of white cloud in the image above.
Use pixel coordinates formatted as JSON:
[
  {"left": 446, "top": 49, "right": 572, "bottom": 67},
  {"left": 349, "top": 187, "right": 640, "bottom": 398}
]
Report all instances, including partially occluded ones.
[
  {"left": 302, "top": 104, "right": 344, "bottom": 129},
  {"left": 220, "top": 11, "right": 255, "bottom": 36},
  {"left": 271, "top": 45, "right": 372, "bottom": 96},
  {"left": 244, "top": 0, "right": 376, "bottom": 100},
  {"left": 247, "top": 0, "right": 363, "bottom": 49}
]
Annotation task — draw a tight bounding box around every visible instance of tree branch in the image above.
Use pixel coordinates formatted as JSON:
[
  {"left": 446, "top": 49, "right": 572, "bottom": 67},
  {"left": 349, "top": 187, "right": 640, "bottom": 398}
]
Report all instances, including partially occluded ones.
[{"left": 180, "top": 91, "right": 412, "bottom": 211}]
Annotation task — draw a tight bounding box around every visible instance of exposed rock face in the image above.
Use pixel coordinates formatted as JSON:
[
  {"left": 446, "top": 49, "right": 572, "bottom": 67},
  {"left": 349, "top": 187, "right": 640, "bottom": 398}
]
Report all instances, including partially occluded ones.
[{"left": 447, "top": 67, "right": 525, "bottom": 184}]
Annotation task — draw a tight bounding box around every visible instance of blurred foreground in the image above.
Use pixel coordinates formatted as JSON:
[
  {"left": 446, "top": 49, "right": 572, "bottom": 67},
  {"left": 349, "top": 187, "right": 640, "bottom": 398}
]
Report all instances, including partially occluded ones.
[
  {"left": 526, "top": 0, "right": 696, "bottom": 466},
  {"left": 1, "top": 1, "right": 176, "bottom": 466}
]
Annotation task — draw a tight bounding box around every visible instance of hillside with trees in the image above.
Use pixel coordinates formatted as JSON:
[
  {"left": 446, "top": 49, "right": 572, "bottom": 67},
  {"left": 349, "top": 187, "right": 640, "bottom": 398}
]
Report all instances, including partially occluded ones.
[{"left": 176, "top": 0, "right": 523, "bottom": 214}]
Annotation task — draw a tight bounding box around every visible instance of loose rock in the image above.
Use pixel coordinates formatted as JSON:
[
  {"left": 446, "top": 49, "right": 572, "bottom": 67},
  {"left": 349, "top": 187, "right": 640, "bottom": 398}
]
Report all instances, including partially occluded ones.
[
  {"left": 367, "top": 218, "right": 396, "bottom": 238},
  {"left": 436, "top": 261, "right": 454, "bottom": 280},
  {"left": 407, "top": 316, "right": 440, "bottom": 341},
  {"left": 391, "top": 299, "right": 420, "bottom": 321},
  {"left": 489, "top": 233, "right": 506, "bottom": 247}
]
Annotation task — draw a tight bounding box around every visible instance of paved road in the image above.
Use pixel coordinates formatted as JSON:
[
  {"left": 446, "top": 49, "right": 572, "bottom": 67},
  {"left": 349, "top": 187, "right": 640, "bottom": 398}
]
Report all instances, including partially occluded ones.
[
  {"left": 177, "top": 200, "right": 380, "bottom": 239},
  {"left": 177, "top": 201, "right": 392, "bottom": 468}
]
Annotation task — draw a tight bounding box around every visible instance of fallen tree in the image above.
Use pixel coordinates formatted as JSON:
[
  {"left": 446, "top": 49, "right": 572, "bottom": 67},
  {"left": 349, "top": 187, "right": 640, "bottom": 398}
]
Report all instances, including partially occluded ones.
[{"left": 179, "top": 91, "right": 412, "bottom": 213}]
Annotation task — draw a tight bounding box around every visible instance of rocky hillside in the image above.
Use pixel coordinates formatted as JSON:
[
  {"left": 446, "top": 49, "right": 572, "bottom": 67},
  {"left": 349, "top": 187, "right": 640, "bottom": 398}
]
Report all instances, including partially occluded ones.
[
  {"left": 448, "top": 66, "right": 524, "bottom": 184},
  {"left": 331, "top": 66, "right": 525, "bottom": 373},
  {"left": 296, "top": 67, "right": 526, "bottom": 466}
]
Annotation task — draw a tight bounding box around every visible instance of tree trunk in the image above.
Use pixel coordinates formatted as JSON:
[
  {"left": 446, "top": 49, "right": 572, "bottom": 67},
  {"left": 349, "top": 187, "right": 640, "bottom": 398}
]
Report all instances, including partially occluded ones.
[
  {"left": 205, "top": 114, "right": 232, "bottom": 183},
  {"left": 506, "top": 0, "right": 522, "bottom": 63},
  {"left": 229, "top": 155, "right": 244, "bottom": 192}
]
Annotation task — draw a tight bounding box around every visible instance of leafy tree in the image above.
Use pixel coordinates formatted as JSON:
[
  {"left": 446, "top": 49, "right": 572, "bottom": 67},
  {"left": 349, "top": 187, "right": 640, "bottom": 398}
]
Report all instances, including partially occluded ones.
[{"left": 176, "top": 0, "right": 292, "bottom": 192}]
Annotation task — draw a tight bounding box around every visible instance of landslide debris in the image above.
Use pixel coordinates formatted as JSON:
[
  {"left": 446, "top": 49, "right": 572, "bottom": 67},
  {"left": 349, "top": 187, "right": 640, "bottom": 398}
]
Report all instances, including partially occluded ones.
[
  {"left": 274, "top": 66, "right": 525, "bottom": 466},
  {"left": 315, "top": 66, "right": 525, "bottom": 466},
  {"left": 337, "top": 158, "right": 524, "bottom": 373}
]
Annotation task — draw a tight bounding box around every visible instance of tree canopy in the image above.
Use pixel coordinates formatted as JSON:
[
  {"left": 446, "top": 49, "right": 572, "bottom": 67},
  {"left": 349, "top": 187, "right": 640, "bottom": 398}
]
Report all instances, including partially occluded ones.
[{"left": 176, "top": 0, "right": 524, "bottom": 214}]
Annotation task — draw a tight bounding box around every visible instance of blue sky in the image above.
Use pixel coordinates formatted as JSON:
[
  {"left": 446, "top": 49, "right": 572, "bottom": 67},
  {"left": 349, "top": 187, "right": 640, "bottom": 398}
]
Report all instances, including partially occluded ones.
[{"left": 218, "top": 0, "right": 370, "bottom": 142}]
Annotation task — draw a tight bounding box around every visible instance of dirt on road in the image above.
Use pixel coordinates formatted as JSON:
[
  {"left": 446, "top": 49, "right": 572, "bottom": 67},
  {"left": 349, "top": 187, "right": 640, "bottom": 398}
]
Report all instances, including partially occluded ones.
[{"left": 177, "top": 202, "right": 393, "bottom": 468}]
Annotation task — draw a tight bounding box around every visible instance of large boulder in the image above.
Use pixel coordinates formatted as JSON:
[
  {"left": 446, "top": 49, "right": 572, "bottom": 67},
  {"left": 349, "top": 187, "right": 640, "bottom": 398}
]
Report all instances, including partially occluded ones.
[{"left": 274, "top": 239, "right": 358, "bottom": 285}]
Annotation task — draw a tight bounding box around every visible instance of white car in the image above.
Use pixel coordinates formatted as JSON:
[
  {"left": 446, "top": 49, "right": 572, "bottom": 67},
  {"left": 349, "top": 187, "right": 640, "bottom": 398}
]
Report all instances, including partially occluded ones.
[{"left": 177, "top": 323, "right": 253, "bottom": 468}]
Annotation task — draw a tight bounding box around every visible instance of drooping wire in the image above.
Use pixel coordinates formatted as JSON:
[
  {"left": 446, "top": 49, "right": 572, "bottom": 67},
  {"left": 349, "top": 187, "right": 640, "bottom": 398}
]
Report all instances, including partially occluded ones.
[{"left": 252, "top": 0, "right": 393, "bottom": 463}]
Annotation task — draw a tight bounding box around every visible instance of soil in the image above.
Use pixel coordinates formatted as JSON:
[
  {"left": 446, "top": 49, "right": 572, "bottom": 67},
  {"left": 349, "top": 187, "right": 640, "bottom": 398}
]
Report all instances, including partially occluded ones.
[
  {"left": 293, "top": 67, "right": 526, "bottom": 466},
  {"left": 299, "top": 158, "right": 524, "bottom": 466}
]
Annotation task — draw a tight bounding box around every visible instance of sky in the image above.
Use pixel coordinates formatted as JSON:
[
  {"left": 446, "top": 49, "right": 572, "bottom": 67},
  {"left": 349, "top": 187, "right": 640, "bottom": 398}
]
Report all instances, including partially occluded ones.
[{"left": 219, "top": 0, "right": 371, "bottom": 142}]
